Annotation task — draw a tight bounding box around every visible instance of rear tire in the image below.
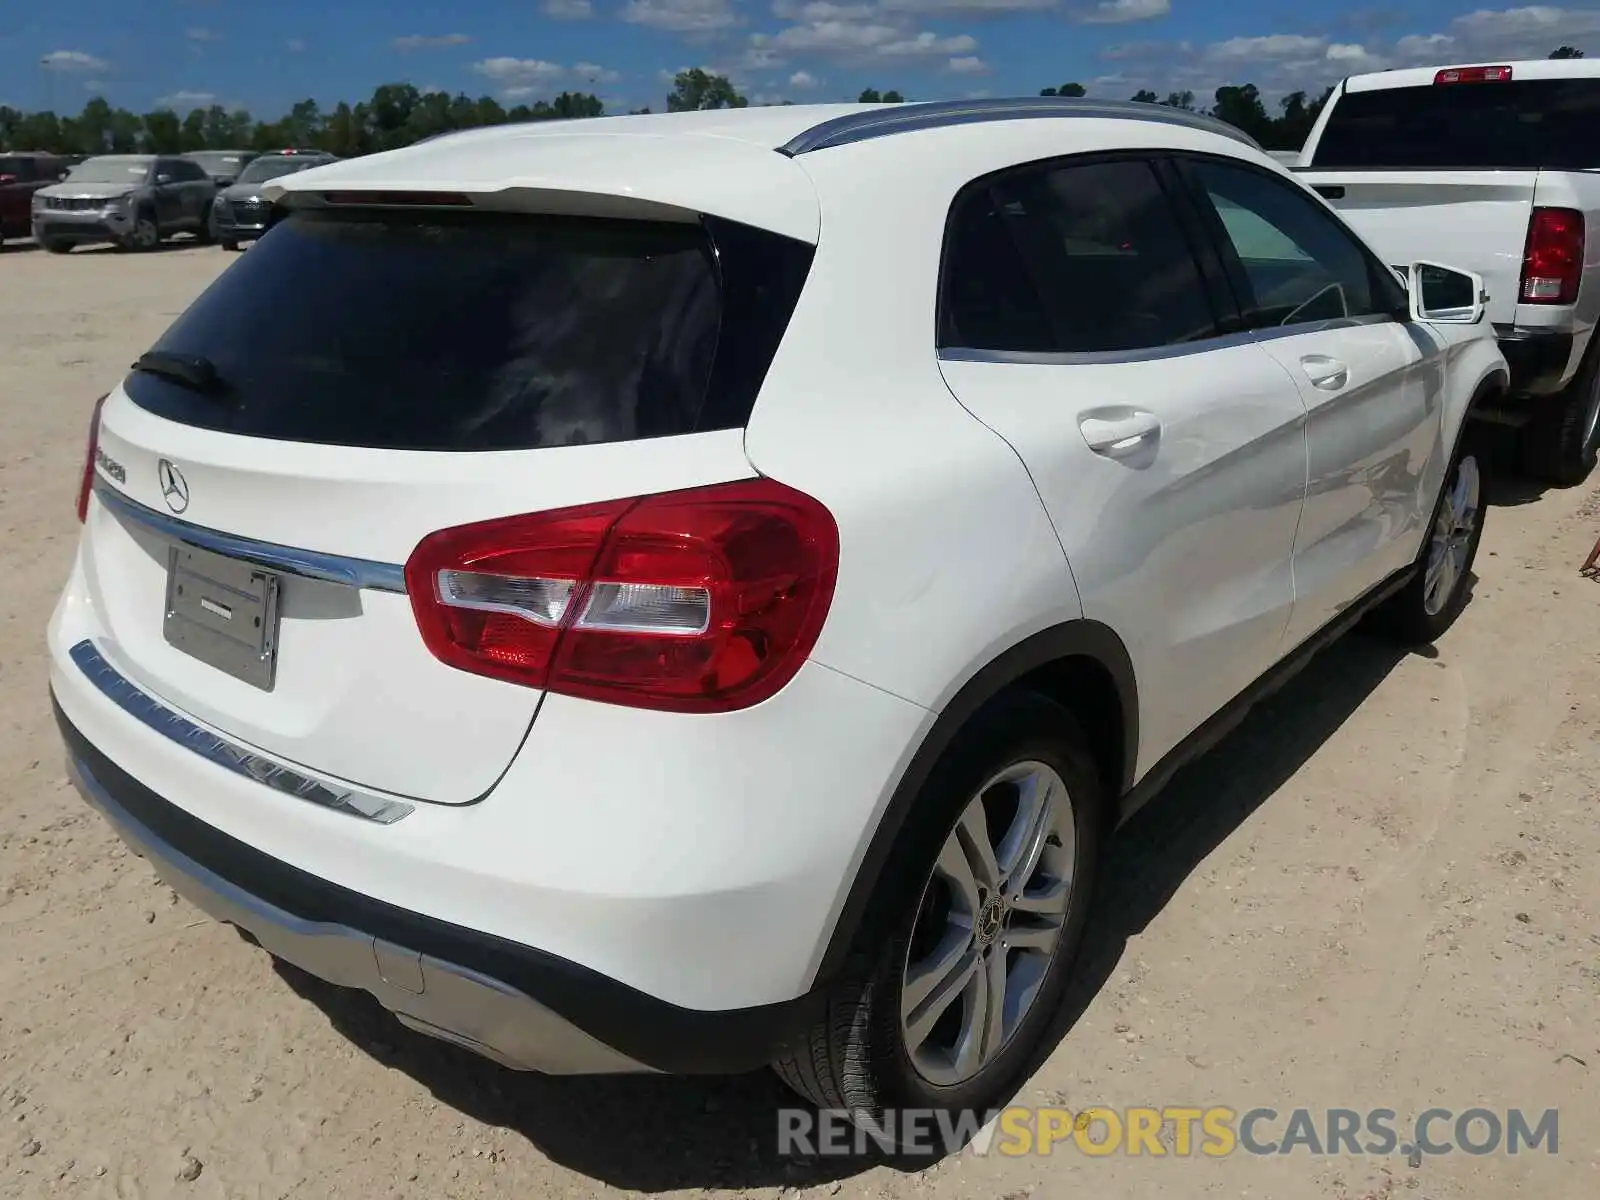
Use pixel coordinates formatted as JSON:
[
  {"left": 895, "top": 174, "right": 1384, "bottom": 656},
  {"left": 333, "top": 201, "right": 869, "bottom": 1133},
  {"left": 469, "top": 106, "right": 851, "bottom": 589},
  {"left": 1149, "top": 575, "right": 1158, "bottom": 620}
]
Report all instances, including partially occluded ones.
[
  {"left": 40, "top": 238, "right": 72, "bottom": 255},
  {"left": 772, "top": 690, "right": 1103, "bottom": 1152},
  {"left": 1370, "top": 426, "right": 1487, "bottom": 645},
  {"left": 220, "top": 239, "right": 240, "bottom": 252},
  {"left": 1521, "top": 342, "right": 1600, "bottom": 486}
]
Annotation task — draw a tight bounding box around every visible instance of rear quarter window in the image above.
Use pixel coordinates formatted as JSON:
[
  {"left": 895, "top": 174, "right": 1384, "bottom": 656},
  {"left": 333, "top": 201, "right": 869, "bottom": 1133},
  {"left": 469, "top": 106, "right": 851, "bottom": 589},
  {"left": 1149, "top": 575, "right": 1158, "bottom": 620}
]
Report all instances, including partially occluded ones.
[{"left": 124, "top": 208, "right": 814, "bottom": 451}]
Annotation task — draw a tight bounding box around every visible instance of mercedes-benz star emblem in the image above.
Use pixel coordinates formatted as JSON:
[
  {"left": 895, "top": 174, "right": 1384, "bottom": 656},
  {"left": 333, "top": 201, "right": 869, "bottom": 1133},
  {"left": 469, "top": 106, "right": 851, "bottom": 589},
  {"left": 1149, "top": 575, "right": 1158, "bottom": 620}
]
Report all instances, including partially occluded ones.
[{"left": 157, "top": 459, "right": 189, "bottom": 514}]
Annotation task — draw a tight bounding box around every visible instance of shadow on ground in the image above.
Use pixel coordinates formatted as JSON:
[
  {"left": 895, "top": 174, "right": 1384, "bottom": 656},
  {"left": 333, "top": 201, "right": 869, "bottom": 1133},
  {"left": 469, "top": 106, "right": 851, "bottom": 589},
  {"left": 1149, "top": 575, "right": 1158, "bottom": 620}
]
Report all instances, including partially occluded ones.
[{"left": 275, "top": 630, "right": 1418, "bottom": 1191}]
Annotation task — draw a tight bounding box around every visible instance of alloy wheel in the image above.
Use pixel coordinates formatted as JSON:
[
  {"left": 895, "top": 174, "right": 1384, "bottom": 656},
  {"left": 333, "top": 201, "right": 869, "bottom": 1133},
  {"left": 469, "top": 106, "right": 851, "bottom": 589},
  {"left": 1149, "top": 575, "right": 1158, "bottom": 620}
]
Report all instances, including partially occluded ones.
[
  {"left": 900, "top": 760, "right": 1076, "bottom": 1087},
  {"left": 1423, "top": 453, "right": 1481, "bottom": 617}
]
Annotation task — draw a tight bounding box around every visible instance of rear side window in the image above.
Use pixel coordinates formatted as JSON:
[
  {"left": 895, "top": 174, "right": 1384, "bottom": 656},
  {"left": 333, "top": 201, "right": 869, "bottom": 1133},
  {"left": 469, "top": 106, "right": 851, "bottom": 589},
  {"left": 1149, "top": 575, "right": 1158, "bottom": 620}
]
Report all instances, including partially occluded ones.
[
  {"left": 940, "top": 158, "right": 1223, "bottom": 354},
  {"left": 1311, "top": 79, "right": 1600, "bottom": 170},
  {"left": 124, "top": 209, "right": 814, "bottom": 451},
  {"left": 1189, "top": 158, "right": 1399, "bottom": 329}
]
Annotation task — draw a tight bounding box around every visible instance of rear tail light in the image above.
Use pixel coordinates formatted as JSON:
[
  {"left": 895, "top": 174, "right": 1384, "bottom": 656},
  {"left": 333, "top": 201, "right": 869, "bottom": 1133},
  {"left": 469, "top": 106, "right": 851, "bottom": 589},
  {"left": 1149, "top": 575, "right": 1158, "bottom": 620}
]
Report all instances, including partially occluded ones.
[
  {"left": 404, "top": 478, "right": 840, "bottom": 713},
  {"left": 1520, "top": 207, "right": 1585, "bottom": 305},
  {"left": 1434, "top": 65, "right": 1512, "bottom": 84},
  {"left": 76, "top": 393, "right": 108, "bottom": 522}
]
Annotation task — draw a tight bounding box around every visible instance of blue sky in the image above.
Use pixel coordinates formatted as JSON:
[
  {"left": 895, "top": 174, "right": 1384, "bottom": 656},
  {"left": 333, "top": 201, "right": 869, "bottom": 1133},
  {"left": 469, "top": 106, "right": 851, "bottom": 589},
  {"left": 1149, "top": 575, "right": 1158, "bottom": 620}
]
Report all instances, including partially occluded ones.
[{"left": 6, "top": 2, "right": 1600, "bottom": 119}]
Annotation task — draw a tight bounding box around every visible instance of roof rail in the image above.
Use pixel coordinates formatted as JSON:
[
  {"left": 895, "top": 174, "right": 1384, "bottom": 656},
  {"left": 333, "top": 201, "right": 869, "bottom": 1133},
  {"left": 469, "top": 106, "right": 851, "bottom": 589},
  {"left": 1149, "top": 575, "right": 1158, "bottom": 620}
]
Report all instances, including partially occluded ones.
[{"left": 778, "top": 96, "right": 1262, "bottom": 156}]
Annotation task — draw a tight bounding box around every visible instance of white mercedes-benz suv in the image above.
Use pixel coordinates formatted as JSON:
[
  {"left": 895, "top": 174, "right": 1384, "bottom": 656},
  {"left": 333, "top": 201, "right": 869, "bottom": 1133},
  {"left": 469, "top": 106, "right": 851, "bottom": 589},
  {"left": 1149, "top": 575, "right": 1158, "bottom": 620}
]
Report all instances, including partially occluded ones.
[{"left": 49, "top": 98, "right": 1506, "bottom": 1137}]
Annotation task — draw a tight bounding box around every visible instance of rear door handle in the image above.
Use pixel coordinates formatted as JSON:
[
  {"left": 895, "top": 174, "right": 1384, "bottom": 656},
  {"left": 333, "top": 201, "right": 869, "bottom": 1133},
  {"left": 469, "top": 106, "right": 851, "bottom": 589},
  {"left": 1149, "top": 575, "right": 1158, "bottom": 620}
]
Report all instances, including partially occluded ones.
[
  {"left": 1079, "top": 409, "right": 1161, "bottom": 457},
  {"left": 1300, "top": 354, "right": 1349, "bottom": 391}
]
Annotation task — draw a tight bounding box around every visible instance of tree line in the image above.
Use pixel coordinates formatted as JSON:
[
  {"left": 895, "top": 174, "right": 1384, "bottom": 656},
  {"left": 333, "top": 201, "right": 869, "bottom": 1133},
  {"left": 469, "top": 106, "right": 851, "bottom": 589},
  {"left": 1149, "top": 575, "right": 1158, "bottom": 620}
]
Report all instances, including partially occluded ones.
[{"left": 0, "top": 47, "right": 1586, "bottom": 159}]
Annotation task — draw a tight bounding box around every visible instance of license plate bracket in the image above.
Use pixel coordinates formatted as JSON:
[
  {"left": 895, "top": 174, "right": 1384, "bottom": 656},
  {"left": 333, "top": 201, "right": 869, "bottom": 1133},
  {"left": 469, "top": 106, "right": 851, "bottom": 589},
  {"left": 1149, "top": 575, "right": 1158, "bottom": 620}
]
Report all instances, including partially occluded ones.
[{"left": 163, "top": 542, "right": 281, "bottom": 692}]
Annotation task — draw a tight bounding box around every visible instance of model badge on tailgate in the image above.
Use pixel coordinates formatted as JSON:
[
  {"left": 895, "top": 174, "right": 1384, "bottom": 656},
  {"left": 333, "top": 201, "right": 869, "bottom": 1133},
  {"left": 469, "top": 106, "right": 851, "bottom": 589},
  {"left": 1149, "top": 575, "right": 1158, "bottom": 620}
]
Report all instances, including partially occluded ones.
[{"left": 94, "top": 446, "right": 125, "bottom": 484}]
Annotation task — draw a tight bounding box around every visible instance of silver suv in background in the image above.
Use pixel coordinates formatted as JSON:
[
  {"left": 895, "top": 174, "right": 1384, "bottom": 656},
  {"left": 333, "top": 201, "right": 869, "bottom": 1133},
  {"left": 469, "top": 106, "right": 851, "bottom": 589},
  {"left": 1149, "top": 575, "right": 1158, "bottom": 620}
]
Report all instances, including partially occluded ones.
[
  {"left": 210, "top": 149, "right": 338, "bottom": 250},
  {"left": 31, "top": 155, "right": 216, "bottom": 253}
]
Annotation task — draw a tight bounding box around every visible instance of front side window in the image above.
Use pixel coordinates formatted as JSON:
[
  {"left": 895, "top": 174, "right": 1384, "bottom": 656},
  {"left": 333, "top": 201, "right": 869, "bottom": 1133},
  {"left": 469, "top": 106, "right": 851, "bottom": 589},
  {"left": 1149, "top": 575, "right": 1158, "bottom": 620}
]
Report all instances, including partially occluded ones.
[
  {"left": 941, "top": 157, "right": 1222, "bottom": 354},
  {"left": 1189, "top": 159, "right": 1400, "bottom": 329}
]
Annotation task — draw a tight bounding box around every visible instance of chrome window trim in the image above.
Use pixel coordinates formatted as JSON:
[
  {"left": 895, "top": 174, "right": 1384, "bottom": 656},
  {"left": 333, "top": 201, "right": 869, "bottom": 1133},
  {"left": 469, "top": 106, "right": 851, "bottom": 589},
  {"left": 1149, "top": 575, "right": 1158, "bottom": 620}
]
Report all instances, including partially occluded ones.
[
  {"left": 937, "top": 313, "right": 1400, "bottom": 366},
  {"left": 92, "top": 477, "right": 407, "bottom": 594},
  {"left": 779, "top": 98, "right": 1263, "bottom": 157},
  {"left": 68, "top": 639, "right": 414, "bottom": 825}
]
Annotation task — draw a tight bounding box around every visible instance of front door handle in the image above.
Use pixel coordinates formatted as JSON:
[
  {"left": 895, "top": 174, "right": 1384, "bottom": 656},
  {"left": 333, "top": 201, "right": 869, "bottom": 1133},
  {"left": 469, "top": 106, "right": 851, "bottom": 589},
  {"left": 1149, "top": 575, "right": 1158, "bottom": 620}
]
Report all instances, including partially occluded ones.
[
  {"left": 1080, "top": 409, "right": 1161, "bottom": 457},
  {"left": 1300, "top": 354, "right": 1350, "bottom": 390}
]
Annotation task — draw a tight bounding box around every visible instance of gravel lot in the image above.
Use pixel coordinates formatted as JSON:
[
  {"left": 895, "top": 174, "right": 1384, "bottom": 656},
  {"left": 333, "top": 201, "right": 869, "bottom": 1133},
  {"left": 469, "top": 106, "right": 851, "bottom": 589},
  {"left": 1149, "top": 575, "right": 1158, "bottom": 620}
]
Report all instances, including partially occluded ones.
[{"left": 2, "top": 242, "right": 1598, "bottom": 1199}]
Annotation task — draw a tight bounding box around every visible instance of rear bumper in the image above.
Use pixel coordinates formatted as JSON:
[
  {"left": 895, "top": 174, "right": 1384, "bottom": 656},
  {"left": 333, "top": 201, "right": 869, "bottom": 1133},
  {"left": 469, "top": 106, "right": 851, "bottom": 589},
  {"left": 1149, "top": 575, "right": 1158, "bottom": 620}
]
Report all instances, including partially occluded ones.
[
  {"left": 56, "top": 698, "right": 822, "bottom": 1074},
  {"left": 47, "top": 540, "right": 931, "bottom": 1073},
  {"left": 1494, "top": 325, "right": 1577, "bottom": 397}
]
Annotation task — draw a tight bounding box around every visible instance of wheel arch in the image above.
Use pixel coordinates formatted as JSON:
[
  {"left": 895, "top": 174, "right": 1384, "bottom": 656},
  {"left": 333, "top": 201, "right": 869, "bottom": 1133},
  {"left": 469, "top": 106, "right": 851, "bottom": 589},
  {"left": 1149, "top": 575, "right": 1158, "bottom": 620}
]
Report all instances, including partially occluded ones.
[{"left": 811, "top": 618, "right": 1137, "bottom": 983}]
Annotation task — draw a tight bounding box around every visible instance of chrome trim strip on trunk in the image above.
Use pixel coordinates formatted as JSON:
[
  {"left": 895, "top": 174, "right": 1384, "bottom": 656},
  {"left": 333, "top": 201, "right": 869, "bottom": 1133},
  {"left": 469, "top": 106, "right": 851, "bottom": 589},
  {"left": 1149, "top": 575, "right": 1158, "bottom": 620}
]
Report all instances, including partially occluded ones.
[
  {"left": 778, "top": 97, "right": 1264, "bottom": 157},
  {"left": 69, "top": 639, "right": 414, "bottom": 824},
  {"left": 91, "top": 478, "right": 408, "bottom": 594}
]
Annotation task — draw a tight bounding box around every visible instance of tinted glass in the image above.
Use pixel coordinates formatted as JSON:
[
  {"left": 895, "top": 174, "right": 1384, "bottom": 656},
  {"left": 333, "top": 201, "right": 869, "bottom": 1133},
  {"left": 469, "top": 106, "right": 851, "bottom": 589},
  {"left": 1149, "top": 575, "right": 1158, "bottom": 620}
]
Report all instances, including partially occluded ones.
[
  {"left": 1312, "top": 79, "right": 1600, "bottom": 170},
  {"left": 1191, "top": 159, "right": 1394, "bottom": 329},
  {"left": 124, "top": 209, "right": 812, "bottom": 451},
  {"left": 0, "top": 157, "right": 34, "bottom": 180},
  {"left": 941, "top": 158, "right": 1221, "bottom": 353}
]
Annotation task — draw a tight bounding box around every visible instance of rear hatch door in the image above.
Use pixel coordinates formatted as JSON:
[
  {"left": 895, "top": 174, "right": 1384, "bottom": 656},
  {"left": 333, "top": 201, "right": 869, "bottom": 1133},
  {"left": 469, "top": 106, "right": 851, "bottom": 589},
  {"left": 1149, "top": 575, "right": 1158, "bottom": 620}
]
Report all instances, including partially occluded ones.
[{"left": 82, "top": 202, "right": 760, "bottom": 804}]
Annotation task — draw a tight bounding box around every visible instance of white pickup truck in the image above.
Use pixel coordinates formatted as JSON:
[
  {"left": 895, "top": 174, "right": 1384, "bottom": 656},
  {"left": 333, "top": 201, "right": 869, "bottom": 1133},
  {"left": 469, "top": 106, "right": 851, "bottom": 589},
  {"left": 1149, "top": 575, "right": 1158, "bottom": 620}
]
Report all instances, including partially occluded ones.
[{"left": 1295, "top": 58, "right": 1600, "bottom": 485}]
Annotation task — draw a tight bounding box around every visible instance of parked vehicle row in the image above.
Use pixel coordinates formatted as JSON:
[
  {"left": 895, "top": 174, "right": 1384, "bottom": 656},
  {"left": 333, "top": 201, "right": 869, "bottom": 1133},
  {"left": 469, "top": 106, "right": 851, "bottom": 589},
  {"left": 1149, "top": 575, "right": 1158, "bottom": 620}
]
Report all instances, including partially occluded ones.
[
  {"left": 12, "top": 148, "right": 336, "bottom": 253},
  {"left": 49, "top": 93, "right": 1508, "bottom": 1148}
]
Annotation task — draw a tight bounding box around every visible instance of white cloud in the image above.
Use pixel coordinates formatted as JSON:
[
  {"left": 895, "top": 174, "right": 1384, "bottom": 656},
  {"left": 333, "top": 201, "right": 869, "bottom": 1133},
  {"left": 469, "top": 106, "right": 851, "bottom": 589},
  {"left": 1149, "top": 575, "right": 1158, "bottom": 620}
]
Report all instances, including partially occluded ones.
[
  {"left": 474, "top": 57, "right": 568, "bottom": 85},
  {"left": 1076, "top": 0, "right": 1170, "bottom": 22},
  {"left": 573, "top": 61, "right": 623, "bottom": 82},
  {"left": 876, "top": 0, "right": 1056, "bottom": 14},
  {"left": 753, "top": 0, "right": 996, "bottom": 68},
  {"left": 472, "top": 57, "right": 616, "bottom": 95},
  {"left": 542, "top": 0, "right": 595, "bottom": 15},
  {"left": 39, "top": 50, "right": 107, "bottom": 72},
  {"left": 789, "top": 68, "right": 820, "bottom": 86},
  {"left": 286, "top": 38, "right": 307, "bottom": 52},
  {"left": 1097, "top": 5, "right": 1600, "bottom": 106},
  {"left": 186, "top": 27, "right": 223, "bottom": 43},
  {"left": 752, "top": 20, "right": 977, "bottom": 61},
  {"left": 622, "top": 0, "right": 742, "bottom": 33},
  {"left": 157, "top": 89, "right": 217, "bottom": 109},
  {"left": 393, "top": 33, "right": 474, "bottom": 50},
  {"left": 1204, "top": 34, "right": 1327, "bottom": 63},
  {"left": 1393, "top": 32, "right": 1455, "bottom": 58},
  {"left": 947, "top": 54, "right": 990, "bottom": 72}
]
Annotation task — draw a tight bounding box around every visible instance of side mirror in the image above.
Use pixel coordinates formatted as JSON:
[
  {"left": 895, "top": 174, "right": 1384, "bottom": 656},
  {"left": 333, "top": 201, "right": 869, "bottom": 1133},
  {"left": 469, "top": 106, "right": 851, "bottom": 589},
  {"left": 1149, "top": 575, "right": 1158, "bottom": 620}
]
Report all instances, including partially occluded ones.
[{"left": 1408, "top": 261, "right": 1487, "bottom": 325}]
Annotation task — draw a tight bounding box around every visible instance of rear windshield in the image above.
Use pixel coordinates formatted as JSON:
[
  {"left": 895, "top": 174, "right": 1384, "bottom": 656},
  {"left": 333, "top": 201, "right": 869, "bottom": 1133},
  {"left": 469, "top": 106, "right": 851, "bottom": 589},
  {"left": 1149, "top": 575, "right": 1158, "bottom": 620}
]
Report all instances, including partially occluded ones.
[
  {"left": 1311, "top": 78, "right": 1600, "bottom": 169},
  {"left": 125, "top": 208, "right": 813, "bottom": 451}
]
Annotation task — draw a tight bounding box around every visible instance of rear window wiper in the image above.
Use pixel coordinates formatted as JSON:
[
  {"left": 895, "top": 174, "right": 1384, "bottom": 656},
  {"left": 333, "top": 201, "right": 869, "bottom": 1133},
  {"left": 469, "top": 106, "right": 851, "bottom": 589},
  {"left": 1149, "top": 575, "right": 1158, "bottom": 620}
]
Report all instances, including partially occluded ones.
[{"left": 130, "top": 351, "right": 229, "bottom": 398}]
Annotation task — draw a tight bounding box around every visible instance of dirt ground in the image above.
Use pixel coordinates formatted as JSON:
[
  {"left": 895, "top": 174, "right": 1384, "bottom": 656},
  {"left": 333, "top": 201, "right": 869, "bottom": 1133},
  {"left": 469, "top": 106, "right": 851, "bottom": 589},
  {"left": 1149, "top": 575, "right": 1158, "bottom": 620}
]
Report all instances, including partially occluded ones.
[{"left": 2, "top": 241, "right": 1598, "bottom": 1200}]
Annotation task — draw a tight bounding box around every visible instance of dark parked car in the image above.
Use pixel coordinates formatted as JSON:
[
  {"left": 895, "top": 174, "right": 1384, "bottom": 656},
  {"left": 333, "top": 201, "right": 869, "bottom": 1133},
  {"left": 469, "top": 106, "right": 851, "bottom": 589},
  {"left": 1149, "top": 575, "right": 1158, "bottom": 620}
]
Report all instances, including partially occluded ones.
[
  {"left": 183, "top": 150, "right": 258, "bottom": 188},
  {"left": 0, "top": 153, "right": 69, "bottom": 247},
  {"left": 210, "top": 149, "right": 338, "bottom": 250}
]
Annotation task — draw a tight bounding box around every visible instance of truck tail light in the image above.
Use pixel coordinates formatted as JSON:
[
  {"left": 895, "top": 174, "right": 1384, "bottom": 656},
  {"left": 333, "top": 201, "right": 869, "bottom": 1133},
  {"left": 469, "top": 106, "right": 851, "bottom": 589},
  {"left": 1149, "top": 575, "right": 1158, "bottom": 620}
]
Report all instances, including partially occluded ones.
[
  {"left": 1520, "top": 207, "right": 1585, "bottom": 305},
  {"left": 404, "top": 478, "right": 840, "bottom": 713},
  {"left": 77, "top": 393, "right": 109, "bottom": 523},
  {"left": 1434, "top": 65, "right": 1513, "bottom": 84}
]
